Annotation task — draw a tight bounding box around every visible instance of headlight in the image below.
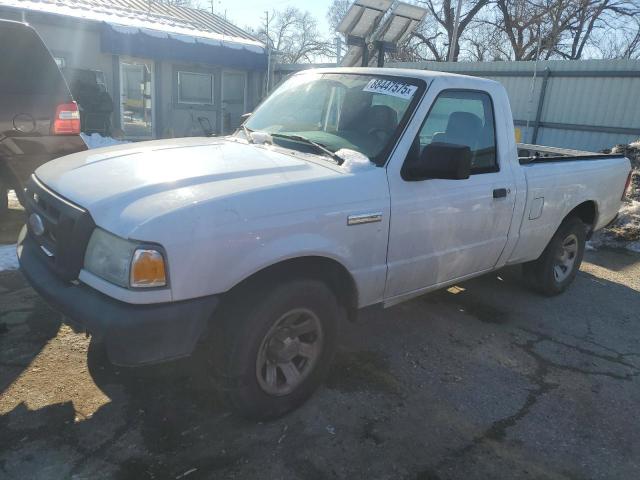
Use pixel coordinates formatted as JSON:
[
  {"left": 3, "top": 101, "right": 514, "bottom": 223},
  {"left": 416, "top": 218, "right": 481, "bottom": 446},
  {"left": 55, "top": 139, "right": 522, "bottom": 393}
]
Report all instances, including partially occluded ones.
[{"left": 84, "top": 228, "right": 167, "bottom": 288}]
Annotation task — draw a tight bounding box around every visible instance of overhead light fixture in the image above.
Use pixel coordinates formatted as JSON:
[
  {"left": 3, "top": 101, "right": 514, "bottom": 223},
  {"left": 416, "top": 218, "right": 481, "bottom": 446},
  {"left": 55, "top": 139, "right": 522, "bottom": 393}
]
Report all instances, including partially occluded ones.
[{"left": 338, "top": 1, "right": 427, "bottom": 68}]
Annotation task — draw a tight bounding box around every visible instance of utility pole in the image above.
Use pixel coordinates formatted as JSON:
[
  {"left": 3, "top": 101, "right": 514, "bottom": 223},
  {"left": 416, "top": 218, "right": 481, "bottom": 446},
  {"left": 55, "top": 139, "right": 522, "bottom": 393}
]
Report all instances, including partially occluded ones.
[{"left": 448, "top": 0, "right": 463, "bottom": 62}]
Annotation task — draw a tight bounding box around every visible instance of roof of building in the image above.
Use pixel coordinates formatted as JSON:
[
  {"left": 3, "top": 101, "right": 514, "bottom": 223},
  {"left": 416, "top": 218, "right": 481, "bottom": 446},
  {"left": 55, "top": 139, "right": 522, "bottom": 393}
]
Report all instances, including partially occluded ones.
[{"left": 3, "top": 0, "right": 263, "bottom": 50}]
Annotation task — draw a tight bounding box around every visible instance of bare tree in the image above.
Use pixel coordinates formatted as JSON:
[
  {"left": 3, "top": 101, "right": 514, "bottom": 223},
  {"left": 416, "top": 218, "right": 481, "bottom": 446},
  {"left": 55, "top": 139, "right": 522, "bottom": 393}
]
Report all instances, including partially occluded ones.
[
  {"left": 490, "top": 0, "right": 640, "bottom": 60},
  {"left": 593, "top": 15, "right": 640, "bottom": 58},
  {"left": 416, "top": 0, "right": 492, "bottom": 61},
  {"left": 249, "top": 8, "right": 333, "bottom": 64},
  {"left": 394, "top": 16, "right": 448, "bottom": 61},
  {"left": 556, "top": 0, "right": 640, "bottom": 59},
  {"left": 464, "top": 21, "right": 509, "bottom": 60},
  {"left": 327, "top": 0, "right": 352, "bottom": 32},
  {"left": 621, "top": 18, "right": 640, "bottom": 58},
  {"left": 489, "top": 0, "right": 573, "bottom": 60}
]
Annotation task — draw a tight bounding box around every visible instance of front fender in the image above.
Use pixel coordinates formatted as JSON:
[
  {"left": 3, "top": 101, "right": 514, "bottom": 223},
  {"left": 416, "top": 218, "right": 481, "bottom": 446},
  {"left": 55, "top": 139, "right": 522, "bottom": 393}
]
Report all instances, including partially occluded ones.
[{"left": 164, "top": 208, "right": 389, "bottom": 306}]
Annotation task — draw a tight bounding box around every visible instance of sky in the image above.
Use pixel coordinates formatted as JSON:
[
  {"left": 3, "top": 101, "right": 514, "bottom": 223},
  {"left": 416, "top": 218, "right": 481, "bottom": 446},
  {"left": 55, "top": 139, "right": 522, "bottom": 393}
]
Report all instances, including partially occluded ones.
[{"left": 202, "top": 0, "right": 333, "bottom": 36}]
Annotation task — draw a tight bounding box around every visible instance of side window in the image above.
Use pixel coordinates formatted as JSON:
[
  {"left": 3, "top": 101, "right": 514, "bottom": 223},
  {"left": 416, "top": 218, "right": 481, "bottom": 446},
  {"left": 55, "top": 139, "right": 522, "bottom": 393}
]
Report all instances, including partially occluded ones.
[{"left": 417, "top": 90, "right": 497, "bottom": 174}]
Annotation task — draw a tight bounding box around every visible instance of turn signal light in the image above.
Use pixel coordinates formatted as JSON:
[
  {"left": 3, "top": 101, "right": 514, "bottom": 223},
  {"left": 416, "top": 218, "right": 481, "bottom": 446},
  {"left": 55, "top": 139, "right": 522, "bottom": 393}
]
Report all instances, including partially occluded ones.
[
  {"left": 130, "top": 249, "right": 166, "bottom": 288},
  {"left": 52, "top": 101, "right": 81, "bottom": 135}
]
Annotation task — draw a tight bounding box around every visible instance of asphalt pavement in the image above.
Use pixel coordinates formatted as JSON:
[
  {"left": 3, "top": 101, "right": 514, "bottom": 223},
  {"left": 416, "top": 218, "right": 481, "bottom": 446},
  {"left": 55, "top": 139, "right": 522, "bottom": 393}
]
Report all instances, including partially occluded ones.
[{"left": 1, "top": 243, "right": 639, "bottom": 479}]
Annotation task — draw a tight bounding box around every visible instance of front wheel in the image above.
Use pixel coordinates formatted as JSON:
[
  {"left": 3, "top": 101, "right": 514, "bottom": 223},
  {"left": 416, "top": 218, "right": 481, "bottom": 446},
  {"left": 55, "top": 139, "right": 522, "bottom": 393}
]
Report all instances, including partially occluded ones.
[
  {"left": 523, "top": 216, "right": 587, "bottom": 296},
  {"left": 210, "top": 279, "right": 340, "bottom": 419}
]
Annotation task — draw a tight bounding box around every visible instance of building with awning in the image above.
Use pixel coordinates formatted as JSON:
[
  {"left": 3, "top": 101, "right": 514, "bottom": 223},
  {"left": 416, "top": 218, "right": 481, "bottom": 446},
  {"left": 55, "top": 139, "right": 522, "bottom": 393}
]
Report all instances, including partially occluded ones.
[{"left": 0, "top": 0, "right": 267, "bottom": 139}]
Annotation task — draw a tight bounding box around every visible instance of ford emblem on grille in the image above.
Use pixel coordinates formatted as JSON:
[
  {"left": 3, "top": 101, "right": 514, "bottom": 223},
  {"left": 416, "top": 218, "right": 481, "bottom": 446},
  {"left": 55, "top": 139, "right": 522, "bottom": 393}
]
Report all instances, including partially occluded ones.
[{"left": 29, "top": 213, "right": 45, "bottom": 236}]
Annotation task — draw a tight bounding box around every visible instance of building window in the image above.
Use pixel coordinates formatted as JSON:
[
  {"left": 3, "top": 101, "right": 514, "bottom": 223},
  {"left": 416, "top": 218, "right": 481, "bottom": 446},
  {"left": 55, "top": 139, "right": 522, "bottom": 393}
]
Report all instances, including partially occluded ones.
[{"left": 178, "top": 71, "right": 214, "bottom": 105}]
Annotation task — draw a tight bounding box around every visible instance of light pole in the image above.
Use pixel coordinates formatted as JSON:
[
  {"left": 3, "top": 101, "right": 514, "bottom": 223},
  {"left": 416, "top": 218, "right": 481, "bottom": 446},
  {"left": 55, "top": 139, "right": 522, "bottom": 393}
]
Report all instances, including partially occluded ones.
[{"left": 448, "top": 0, "right": 463, "bottom": 62}]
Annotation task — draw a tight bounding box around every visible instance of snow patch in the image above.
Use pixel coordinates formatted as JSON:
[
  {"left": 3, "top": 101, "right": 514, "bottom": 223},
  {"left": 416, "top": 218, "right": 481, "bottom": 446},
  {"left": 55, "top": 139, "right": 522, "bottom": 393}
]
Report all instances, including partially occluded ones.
[
  {"left": 7, "top": 190, "right": 20, "bottom": 210},
  {"left": 81, "top": 133, "right": 129, "bottom": 149},
  {"left": 589, "top": 167, "right": 640, "bottom": 252},
  {"left": 249, "top": 131, "right": 273, "bottom": 145},
  {"left": 336, "top": 149, "right": 375, "bottom": 173},
  {"left": 2, "top": 0, "right": 264, "bottom": 51},
  {"left": 0, "top": 244, "right": 18, "bottom": 271}
]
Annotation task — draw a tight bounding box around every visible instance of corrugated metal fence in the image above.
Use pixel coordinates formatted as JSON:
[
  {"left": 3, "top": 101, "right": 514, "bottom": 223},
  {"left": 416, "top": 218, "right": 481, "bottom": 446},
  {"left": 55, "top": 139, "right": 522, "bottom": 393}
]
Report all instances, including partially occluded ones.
[
  {"left": 275, "top": 59, "right": 640, "bottom": 152},
  {"left": 389, "top": 59, "right": 640, "bottom": 152}
]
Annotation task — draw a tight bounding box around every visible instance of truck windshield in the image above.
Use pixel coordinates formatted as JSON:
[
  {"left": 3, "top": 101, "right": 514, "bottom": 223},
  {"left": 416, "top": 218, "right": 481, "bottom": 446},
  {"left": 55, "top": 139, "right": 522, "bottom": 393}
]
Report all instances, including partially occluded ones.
[{"left": 245, "top": 73, "right": 424, "bottom": 166}]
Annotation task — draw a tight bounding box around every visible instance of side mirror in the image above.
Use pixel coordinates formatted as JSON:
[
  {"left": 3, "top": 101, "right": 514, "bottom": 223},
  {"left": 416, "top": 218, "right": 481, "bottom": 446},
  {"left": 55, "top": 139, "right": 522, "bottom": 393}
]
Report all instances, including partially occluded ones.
[
  {"left": 240, "top": 112, "right": 253, "bottom": 122},
  {"left": 197, "top": 116, "right": 213, "bottom": 136},
  {"left": 403, "top": 142, "right": 471, "bottom": 181}
]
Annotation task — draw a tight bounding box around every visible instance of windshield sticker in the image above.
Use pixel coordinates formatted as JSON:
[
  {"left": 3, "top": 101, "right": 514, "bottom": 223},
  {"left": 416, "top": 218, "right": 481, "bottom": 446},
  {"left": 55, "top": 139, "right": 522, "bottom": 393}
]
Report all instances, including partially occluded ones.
[{"left": 363, "top": 79, "right": 417, "bottom": 99}]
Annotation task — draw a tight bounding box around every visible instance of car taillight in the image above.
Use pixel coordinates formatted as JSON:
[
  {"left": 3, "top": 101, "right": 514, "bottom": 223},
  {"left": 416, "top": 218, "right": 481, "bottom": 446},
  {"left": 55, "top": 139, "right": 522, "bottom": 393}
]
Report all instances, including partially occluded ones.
[
  {"left": 52, "top": 102, "right": 80, "bottom": 135},
  {"left": 622, "top": 171, "right": 633, "bottom": 200}
]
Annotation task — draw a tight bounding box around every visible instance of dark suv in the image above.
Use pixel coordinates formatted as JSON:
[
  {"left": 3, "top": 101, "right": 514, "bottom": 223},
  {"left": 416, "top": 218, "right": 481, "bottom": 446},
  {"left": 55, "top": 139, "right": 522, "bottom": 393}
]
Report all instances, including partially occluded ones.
[{"left": 0, "top": 19, "right": 86, "bottom": 216}]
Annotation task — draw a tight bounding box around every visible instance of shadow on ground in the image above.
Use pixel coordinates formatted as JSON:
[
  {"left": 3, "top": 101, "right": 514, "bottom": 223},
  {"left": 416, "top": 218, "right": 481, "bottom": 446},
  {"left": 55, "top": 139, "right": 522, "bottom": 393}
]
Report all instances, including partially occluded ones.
[{"left": 1, "top": 250, "right": 640, "bottom": 479}]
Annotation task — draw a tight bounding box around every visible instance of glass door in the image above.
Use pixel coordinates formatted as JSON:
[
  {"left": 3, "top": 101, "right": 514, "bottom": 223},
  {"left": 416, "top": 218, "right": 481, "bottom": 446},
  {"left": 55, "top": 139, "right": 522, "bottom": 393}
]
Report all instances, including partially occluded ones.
[
  {"left": 119, "top": 57, "right": 153, "bottom": 138},
  {"left": 221, "top": 71, "right": 246, "bottom": 134}
]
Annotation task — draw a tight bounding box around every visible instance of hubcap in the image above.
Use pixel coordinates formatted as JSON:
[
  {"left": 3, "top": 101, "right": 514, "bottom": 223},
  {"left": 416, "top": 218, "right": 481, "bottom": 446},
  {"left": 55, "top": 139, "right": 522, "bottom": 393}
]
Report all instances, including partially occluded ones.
[
  {"left": 256, "top": 308, "right": 323, "bottom": 396},
  {"left": 553, "top": 233, "right": 578, "bottom": 283}
]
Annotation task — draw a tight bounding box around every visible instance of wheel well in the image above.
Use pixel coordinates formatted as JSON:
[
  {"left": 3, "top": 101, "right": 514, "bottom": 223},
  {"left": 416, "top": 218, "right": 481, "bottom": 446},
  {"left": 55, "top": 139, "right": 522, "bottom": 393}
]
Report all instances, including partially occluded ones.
[
  {"left": 228, "top": 256, "right": 359, "bottom": 322},
  {"left": 566, "top": 201, "right": 597, "bottom": 231}
]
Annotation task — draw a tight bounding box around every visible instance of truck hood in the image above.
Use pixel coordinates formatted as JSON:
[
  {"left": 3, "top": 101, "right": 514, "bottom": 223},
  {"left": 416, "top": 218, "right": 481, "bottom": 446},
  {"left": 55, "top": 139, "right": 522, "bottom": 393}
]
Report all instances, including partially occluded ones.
[{"left": 35, "top": 137, "right": 343, "bottom": 237}]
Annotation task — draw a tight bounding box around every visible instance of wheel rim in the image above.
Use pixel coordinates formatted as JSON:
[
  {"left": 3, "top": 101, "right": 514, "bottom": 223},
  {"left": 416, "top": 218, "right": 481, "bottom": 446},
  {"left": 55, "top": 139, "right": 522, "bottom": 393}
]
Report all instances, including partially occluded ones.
[
  {"left": 553, "top": 233, "right": 579, "bottom": 283},
  {"left": 256, "top": 308, "right": 323, "bottom": 396}
]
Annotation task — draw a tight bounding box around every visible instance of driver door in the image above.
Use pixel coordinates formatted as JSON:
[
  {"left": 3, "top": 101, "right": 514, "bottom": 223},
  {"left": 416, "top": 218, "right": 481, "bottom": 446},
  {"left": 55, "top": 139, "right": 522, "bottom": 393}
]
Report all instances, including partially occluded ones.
[{"left": 385, "top": 89, "right": 516, "bottom": 298}]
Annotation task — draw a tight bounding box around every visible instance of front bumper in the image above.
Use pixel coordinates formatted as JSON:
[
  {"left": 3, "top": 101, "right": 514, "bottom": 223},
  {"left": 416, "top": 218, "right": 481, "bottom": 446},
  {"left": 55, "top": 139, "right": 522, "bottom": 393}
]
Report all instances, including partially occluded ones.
[{"left": 18, "top": 229, "right": 219, "bottom": 367}]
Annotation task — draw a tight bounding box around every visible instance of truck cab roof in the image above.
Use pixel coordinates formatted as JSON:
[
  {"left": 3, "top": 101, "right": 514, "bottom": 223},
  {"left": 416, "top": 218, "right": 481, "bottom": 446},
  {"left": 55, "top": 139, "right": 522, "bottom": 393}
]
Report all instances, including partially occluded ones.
[{"left": 292, "top": 66, "right": 501, "bottom": 88}]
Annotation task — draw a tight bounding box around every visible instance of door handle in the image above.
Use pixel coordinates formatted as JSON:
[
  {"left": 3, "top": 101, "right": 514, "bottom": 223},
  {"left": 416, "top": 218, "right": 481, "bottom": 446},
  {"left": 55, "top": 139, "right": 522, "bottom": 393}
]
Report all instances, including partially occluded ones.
[{"left": 493, "top": 188, "right": 508, "bottom": 199}]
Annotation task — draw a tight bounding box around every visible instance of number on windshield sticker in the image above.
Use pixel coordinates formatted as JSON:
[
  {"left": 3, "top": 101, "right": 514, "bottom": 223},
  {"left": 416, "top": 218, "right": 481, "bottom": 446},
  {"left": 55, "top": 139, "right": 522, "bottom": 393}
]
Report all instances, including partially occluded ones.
[{"left": 363, "top": 79, "right": 418, "bottom": 99}]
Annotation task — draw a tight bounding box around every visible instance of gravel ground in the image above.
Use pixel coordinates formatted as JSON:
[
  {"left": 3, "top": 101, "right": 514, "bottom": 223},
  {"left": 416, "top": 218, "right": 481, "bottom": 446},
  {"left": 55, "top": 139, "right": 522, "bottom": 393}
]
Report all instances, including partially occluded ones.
[
  {"left": 1, "top": 241, "right": 639, "bottom": 479},
  {"left": 0, "top": 192, "right": 22, "bottom": 245}
]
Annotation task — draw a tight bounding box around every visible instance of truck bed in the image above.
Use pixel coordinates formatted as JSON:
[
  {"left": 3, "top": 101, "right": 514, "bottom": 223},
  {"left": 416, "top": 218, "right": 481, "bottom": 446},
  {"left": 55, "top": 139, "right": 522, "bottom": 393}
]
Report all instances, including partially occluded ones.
[
  {"left": 517, "top": 143, "right": 627, "bottom": 165},
  {"left": 507, "top": 144, "right": 631, "bottom": 265}
]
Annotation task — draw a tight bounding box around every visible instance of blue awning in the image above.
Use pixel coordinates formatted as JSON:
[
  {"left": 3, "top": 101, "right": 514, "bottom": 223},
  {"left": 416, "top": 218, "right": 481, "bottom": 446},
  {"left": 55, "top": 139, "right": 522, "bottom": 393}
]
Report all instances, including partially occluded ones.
[{"left": 100, "top": 23, "right": 267, "bottom": 71}]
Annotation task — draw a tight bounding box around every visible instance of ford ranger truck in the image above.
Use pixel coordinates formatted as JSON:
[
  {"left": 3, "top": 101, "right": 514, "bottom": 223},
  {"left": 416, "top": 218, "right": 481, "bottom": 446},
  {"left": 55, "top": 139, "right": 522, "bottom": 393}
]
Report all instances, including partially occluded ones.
[{"left": 17, "top": 68, "right": 633, "bottom": 419}]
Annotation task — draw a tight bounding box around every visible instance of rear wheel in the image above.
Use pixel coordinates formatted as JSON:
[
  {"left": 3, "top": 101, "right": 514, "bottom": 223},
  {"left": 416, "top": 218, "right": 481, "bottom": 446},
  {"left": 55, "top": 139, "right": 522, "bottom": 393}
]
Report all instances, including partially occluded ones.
[
  {"left": 523, "top": 216, "right": 586, "bottom": 296},
  {"left": 210, "top": 279, "right": 340, "bottom": 420}
]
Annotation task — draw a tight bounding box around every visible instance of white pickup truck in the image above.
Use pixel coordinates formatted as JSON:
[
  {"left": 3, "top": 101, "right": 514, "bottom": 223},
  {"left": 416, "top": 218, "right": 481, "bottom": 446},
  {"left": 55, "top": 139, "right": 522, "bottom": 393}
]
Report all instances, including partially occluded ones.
[{"left": 18, "top": 68, "right": 633, "bottom": 418}]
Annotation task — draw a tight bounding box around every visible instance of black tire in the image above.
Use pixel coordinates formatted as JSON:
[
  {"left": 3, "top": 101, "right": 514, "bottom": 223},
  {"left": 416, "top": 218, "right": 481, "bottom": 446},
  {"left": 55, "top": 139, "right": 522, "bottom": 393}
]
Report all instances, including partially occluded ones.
[
  {"left": 523, "top": 216, "right": 586, "bottom": 296},
  {"left": 210, "top": 279, "right": 340, "bottom": 420}
]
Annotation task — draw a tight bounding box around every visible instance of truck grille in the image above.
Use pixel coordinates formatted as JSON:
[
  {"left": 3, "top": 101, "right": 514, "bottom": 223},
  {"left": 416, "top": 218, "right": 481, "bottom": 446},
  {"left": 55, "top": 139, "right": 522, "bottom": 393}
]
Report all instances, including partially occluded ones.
[{"left": 24, "top": 175, "right": 95, "bottom": 282}]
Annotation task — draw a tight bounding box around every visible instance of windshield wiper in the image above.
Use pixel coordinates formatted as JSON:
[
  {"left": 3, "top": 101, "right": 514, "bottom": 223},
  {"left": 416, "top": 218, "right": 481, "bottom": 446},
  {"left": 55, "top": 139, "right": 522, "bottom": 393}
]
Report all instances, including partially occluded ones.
[
  {"left": 242, "top": 124, "right": 254, "bottom": 143},
  {"left": 270, "top": 133, "right": 344, "bottom": 165}
]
